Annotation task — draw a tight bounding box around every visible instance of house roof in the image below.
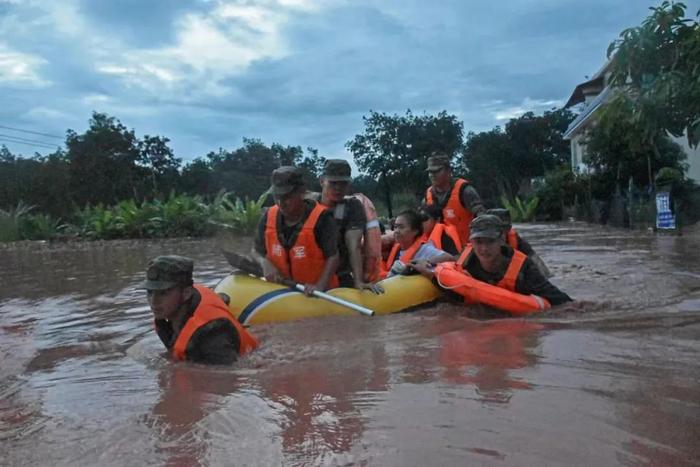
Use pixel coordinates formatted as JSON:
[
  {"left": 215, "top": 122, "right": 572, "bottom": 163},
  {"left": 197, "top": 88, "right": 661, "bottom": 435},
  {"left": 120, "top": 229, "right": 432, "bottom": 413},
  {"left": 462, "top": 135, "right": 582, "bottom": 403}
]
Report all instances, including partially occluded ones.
[
  {"left": 563, "top": 59, "right": 614, "bottom": 108},
  {"left": 564, "top": 76, "right": 605, "bottom": 108},
  {"left": 563, "top": 86, "right": 612, "bottom": 139}
]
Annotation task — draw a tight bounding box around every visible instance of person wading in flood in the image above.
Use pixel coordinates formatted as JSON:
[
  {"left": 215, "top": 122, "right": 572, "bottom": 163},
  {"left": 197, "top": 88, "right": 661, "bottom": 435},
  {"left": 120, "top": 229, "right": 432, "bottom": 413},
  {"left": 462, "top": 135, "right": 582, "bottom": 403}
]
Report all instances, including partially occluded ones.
[
  {"left": 487, "top": 208, "right": 553, "bottom": 278},
  {"left": 144, "top": 255, "right": 259, "bottom": 365},
  {"left": 411, "top": 215, "right": 572, "bottom": 306},
  {"left": 253, "top": 166, "right": 340, "bottom": 294},
  {"left": 424, "top": 153, "right": 485, "bottom": 247},
  {"left": 315, "top": 159, "right": 383, "bottom": 293}
]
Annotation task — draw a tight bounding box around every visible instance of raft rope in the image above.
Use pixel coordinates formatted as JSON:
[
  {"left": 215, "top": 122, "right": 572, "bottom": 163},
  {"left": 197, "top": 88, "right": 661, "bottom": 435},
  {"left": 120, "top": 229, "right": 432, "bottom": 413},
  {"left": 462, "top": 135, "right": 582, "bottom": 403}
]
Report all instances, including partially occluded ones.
[{"left": 435, "top": 266, "right": 467, "bottom": 291}]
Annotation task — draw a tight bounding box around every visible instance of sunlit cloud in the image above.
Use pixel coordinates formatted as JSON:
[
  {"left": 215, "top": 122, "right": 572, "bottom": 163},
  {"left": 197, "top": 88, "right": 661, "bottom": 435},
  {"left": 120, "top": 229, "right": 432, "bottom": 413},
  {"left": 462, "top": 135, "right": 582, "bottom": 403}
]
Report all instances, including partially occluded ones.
[
  {"left": 0, "top": 43, "right": 50, "bottom": 87},
  {"left": 93, "top": 1, "right": 318, "bottom": 97},
  {"left": 25, "top": 106, "right": 71, "bottom": 120},
  {"left": 494, "top": 98, "right": 562, "bottom": 121}
]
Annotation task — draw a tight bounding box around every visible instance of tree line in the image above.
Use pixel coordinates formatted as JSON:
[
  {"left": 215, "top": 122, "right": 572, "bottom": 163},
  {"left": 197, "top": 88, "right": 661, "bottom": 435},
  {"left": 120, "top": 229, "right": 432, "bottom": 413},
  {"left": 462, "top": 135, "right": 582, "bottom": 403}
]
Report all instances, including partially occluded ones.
[{"left": 1, "top": 1, "right": 698, "bottom": 239}]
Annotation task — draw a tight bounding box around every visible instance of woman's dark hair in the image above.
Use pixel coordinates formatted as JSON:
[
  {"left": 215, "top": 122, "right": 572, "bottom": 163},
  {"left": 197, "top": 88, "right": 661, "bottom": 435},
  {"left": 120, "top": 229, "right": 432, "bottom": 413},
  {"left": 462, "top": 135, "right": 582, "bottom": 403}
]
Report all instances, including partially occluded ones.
[
  {"left": 419, "top": 203, "right": 443, "bottom": 222},
  {"left": 396, "top": 209, "right": 423, "bottom": 236}
]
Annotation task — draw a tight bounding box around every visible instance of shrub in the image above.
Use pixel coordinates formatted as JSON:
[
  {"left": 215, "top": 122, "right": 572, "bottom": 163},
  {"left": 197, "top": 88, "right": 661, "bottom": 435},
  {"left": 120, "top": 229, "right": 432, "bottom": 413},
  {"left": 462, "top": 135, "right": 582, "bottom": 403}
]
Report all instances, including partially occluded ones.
[{"left": 500, "top": 195, "right": 539, "bottom": 222}]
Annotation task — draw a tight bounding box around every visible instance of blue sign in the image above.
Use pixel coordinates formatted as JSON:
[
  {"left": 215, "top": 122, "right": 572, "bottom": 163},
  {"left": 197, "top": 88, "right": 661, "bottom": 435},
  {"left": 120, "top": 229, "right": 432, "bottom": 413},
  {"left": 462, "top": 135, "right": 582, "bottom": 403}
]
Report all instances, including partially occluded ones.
[{"left": 655, "top": 192, "right": 676, "bottom": 230}]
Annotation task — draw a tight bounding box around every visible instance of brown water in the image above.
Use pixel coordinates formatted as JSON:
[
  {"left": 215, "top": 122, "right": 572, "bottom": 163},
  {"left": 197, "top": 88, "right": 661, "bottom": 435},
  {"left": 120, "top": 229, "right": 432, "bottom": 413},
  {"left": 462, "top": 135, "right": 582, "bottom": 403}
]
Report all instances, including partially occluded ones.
[{"left": 1, "top": 223, "right": 699, "bottom": 466}]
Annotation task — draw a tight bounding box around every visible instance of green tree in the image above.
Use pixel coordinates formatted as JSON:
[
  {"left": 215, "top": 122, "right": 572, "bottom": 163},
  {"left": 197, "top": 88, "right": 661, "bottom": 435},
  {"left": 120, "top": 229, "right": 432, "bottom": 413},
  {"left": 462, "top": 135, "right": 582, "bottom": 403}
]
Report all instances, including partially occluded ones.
[
  {"left": 584, "top": 98, "right": 687, "bottom": 195},
  {"left": 180, "top": 158, "right": 216, "bottom": 197},
  {"left": 0, "top": 147, "right": 72, "bottom": 217},
  {"left": 66, "top": 112, "right": 142, "bottom": 206},
  {"left": 347, "top": 110, "right": 463, "bottom": 217},
  {"left": 138, "top": 135, "right": 181, "bottom": 197},
  {"left": 461, "top": 109, "right": 574, "bottom": 203},
  {"left": 607, "top": 1, "right": 700, "bottom": 185},
  {"left": 296, "top": 147, "right": 327, "bottom": 191}
]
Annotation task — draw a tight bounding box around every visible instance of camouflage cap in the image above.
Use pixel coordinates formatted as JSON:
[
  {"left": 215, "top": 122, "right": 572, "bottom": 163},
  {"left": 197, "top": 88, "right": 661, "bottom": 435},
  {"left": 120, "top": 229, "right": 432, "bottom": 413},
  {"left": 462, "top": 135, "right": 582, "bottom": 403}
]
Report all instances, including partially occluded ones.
[
  {"left": 426, "top": 154, "right": 451, "bottom": 172},
  {"left": 142, "top": 255, "right": 194, "bottom": 290},
  {"left": 469, "top": 214, "right": 504, "bottom": 240},
  {"left": 486, "top": 208, "right": 512, "bottom": 228},
  {"left": 322, "top": 159, "right": 352, "bottom": 182},
  {"left": 270, "top": 166, "right": 305, "bottom": 196}
]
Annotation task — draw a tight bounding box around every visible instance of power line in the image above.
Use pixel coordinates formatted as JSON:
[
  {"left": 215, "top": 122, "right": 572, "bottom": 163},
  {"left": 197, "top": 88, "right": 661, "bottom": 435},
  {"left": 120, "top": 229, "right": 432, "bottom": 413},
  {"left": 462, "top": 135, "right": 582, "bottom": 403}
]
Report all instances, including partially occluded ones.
[
  {"left": 0, "top": 136, "right": 58, "bottom": 150},
  {"left": 0, "top": 133, "right": 59, "bottom": 147},
  {"left": 0, "top": 124, "right": 63, "bottom": 140},
  {"left": 0, "top": 133, "right": 59, "bottom": 148}
]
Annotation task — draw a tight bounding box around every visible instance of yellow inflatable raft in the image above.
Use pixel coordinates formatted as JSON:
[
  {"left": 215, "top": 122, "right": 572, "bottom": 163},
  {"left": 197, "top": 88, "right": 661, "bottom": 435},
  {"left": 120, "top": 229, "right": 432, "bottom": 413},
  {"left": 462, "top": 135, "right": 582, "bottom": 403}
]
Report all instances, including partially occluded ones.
[{"left": 215, "top": 273, "right": 441, "bottom": 325}]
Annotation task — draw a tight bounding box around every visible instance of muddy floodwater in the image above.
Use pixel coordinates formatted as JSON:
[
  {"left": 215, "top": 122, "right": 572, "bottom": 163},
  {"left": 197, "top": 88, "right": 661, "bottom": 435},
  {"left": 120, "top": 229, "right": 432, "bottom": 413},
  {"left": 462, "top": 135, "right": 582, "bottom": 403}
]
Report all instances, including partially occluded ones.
[{"left": 1, "top": 222, "right": 699, "bottom": 466}]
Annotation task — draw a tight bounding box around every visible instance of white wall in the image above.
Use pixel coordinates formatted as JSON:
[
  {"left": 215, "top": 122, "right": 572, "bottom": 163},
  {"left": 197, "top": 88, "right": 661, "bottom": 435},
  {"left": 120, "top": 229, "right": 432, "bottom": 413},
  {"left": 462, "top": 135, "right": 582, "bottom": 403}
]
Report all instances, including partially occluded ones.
[{"left": 670, "top": 134, "right": 700, "bottom": 183}]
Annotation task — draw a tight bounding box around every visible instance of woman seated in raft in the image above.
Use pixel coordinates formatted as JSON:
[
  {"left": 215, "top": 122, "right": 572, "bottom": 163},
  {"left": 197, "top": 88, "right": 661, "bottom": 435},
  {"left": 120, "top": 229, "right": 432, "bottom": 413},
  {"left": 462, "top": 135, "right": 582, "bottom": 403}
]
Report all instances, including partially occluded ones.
[
  {"left": 418, "top": 203, "right": 461, "bottom": 256},
  {"left": 383, "top": 209, "right": 454, "bottom": 278},
  {"left": 410, "top": 214, "right": 572, "bottom": 307},
  {"left": 486, "top": 208, "right": 552, "bottom": 278}
]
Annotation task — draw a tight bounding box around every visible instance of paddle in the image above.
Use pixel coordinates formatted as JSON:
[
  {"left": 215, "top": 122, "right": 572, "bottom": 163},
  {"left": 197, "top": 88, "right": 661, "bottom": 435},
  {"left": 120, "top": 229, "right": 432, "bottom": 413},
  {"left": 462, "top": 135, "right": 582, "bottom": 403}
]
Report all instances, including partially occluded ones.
[{"left": 221, "top": 250, "right": 375, "bottom": 317}]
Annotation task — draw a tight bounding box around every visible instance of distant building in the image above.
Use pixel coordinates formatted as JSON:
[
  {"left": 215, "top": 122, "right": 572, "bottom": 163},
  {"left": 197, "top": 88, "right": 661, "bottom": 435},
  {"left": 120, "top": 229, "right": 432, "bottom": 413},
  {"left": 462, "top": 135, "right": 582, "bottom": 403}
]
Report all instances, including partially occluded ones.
[{"left": 563, "top": 61, "right": 700, "bottom": 182}]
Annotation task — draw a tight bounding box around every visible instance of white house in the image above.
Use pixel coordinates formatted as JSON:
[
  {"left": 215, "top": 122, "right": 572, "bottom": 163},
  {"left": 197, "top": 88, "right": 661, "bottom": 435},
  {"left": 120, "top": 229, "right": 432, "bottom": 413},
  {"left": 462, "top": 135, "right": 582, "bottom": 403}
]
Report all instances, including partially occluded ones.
[{"left": 563, "top": 61, "right": 700, "bottom": 182}]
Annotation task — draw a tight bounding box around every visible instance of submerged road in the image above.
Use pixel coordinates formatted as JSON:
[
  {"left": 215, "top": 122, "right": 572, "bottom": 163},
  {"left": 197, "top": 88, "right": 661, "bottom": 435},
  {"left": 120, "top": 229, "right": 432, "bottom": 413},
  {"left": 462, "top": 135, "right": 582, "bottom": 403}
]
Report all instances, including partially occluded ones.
[{"left": 1, "top": 222, "right": 699, "bottom": 466}]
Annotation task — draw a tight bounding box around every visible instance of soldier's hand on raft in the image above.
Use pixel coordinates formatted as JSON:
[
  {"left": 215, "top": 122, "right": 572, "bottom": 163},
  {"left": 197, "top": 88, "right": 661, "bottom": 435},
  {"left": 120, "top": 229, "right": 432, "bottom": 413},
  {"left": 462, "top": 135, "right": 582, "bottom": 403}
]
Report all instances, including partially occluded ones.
[
  {"left": 262, "top": 260, "right": 281, "bottom": 283},
  {"left": 303, "top": 283, "right": 320, "bottom": 296},
  {"left": 355, "top": 281, "right": 385, "bottom": 294}
]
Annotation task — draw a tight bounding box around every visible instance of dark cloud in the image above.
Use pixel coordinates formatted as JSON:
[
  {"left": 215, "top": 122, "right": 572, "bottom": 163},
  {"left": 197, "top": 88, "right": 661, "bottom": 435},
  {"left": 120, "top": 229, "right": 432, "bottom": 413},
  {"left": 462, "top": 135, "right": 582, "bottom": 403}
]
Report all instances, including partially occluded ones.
[
  {"left": 77, "top": 0, "right": 202, "bottom": 47},
  {"left": 1, "top": 0, "right": 699, "bottom": 162}
]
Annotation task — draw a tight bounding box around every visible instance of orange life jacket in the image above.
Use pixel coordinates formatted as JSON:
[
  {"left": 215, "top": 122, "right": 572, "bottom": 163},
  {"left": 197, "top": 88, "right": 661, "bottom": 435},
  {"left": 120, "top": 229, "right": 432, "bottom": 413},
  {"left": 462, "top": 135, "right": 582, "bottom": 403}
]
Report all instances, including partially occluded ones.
[
  {"left": 350, "top": 193, "right": 383, "bottom": 282},
  {"left": 457, "top": 245, "right": 527, "bottom": 291},
  {"left": 381, "top": 237, "right": 425, "bottom": 278},
  {"left": 265, "top": 203, "right": 339, "bottom": 288},
  {"left": 172, "top": 284, "right": 259, "bottom": 361},
  {"left": 425, "top": 178, "right": 474, "bottom": 247},
  {"left": 424, "top": 222, "right": 461, "bottom": 253},
  {"left": 442, "top": 246, "right": 550, "bottom": 315},
  {"left": 506, "top": 229, "right": 518, "bottom": 250}
]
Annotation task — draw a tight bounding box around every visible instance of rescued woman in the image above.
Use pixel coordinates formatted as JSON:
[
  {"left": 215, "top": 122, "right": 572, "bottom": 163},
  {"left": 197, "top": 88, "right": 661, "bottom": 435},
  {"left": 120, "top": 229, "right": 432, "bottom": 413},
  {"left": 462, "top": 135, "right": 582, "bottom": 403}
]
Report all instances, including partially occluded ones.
[{"left": 383, "top": 209, "right": 454, "bottom": 278}]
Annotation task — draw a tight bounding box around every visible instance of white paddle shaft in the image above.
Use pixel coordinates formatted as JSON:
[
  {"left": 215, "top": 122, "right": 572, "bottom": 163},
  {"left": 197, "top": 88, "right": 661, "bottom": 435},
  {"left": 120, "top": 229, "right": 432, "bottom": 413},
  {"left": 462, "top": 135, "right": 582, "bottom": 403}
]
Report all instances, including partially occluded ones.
[{"left": 293, "top": 284, "right": 375, "bottom": 316}]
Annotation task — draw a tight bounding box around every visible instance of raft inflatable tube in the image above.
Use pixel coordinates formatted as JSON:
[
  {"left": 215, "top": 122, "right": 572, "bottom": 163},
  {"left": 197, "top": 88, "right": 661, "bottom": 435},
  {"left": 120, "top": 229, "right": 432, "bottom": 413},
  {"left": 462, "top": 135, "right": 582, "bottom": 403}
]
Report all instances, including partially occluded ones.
[
  {"left": 433, "top": 262, "right": 551, "bottom": 316},
  {"left": 215, "top": 274, "right": 441, "bottom": 325}
]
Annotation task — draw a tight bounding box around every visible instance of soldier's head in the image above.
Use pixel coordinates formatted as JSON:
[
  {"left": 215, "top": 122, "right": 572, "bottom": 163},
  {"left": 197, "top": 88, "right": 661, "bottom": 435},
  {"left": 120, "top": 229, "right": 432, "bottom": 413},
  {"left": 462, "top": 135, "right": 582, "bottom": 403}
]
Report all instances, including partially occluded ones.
[
  {"left": 469, "top": 214, "right": 505, "bottom": 266},
  {"left": 321, "top": 159, "right": 352, "bottom": 203},
  {"left": 426, "top": 153, "right": 452, "bottom": 186},
  {"left": 270, "top": 166, "right": 306, "bottom": 218},
  {"left": 143, "top": 255, "right": 194, "bottom": 321},
  {"left": 486, "top": 208, "right": 512, "bottom": 232},
  {"left": 418, "top": 203, "right": 443, "bottom": 235}
]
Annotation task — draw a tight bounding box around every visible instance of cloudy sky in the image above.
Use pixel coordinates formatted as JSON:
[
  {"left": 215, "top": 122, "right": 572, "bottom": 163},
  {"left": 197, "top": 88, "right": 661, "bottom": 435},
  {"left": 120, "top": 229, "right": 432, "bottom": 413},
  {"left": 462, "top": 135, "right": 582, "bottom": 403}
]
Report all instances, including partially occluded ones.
[{"left": 1, "top": 0, "right": 697, "bottom": 164}]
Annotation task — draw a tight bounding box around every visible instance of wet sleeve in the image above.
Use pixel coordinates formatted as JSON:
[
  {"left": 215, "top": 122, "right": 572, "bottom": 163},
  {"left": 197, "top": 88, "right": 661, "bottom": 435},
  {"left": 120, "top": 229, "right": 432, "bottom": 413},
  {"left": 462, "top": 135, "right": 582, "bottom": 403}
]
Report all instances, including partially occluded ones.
[
  {"left": 516, "top": 234, "right": 536, "bottom": 256},
  {"left": 254, "top": 210, "right": 269, "bottom": 256},
  {"left": 186, "top": 320, "right": 241, "bottom": 365},
  {"left": 154, "top": 319, "right": 175, "bottom": 349},
  {"left": 516, "top": 259, "right": 572, "bottom": 306},
  {"left": 440, "top": 234, "right": 459, "bottom": 256},
  {"left": 460, "top": 183, "right": 485, "bottom": 215},
  {"left": 314, "top": 210, "right": 339, "bottom": 258},
  {"left": 345, "top": 199, "right": 367, "bottom": 232}
]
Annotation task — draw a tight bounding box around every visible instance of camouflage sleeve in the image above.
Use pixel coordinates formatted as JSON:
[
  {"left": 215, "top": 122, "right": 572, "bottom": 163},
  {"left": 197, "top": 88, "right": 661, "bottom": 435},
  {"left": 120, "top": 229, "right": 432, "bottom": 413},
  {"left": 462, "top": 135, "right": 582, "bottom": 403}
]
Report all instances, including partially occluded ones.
[
  {"left": 516, "top": 234, "right": 536, "bottom": 256},
  {"left": 254, "top": 209, "right": 269, "bottom": 256},
  {"left": 460, "top": 183, "right": 486, "bottom": 215},
  {"left": 516, "top": 259, "right": 572, "bottom": 306},
  {"left": 346, "top": 198, "right": 367, "bottom": 232},
  {"left": 314, "top": 210, "right": 339, "bottom": 258}
]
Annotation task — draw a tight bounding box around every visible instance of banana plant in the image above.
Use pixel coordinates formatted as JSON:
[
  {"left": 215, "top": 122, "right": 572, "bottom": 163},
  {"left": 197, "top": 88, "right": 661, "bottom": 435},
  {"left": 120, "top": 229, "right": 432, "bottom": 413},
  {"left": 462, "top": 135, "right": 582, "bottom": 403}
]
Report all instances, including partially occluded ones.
[{"left": 500, "top": 195, "right": 539, "bottom": 222}]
